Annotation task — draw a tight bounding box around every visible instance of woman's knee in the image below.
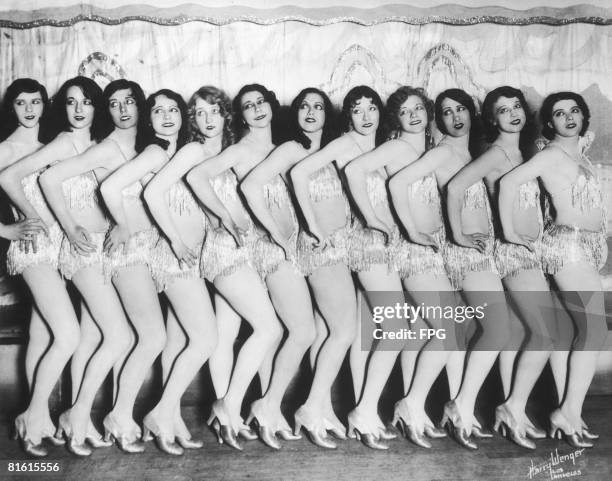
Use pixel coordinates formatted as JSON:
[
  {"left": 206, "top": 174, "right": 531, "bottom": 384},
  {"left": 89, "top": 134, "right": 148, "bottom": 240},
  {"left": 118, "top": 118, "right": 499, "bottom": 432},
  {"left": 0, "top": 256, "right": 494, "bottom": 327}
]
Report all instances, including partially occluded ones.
[
  {"left": 288, "top": 319, "right": 317, "bottom": 351},
  {"left": 55, "top": 325, "right": 81, "bottom": 354},
  {"left": 140, "top": 327, "right": 167, "bottom": 357}
]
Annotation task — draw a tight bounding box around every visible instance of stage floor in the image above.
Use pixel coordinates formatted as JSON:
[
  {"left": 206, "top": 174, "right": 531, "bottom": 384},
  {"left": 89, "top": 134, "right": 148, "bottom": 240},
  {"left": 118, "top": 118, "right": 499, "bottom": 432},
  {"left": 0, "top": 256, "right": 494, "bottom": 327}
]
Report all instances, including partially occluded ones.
[{"left": 0, "top": 396, "right": 610, "bottom": 481}]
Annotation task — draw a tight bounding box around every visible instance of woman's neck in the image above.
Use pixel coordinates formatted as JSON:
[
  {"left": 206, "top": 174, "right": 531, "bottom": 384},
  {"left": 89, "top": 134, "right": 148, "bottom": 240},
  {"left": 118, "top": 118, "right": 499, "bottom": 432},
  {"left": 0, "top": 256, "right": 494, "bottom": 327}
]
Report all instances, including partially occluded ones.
[
  {"left": 350, "top": 130, "right": 376, "bottom": 152},
  {"left": 443, "top": 132, "right": 470, "bottom": 152},
  {"left": 111, "top": 125, "right": 137, "bottom": 148},
  {"left": 246, "top": 125, "right": 273, "bottom": 147},
  {"left": 70, "top": 126, "right": 94, "bottom": 145},
  {"left": 399, "top": 130, "right": 426, "bottom": 155},
  {"left": 304, "top": 129, "right": 323, "bottom": 152},
  {"left": 552, "top": 134, "right": 580, "bottom": 157},
  {"left": 158, "top": 133, "right": 178, "bottom": 157},
  {"left": 205, "top": 134, "right": 223, "bottom": 155},
  {"left": 10, "top": 124, "right": 40, "bottom": 144},
  {"left": 495, "top": 130, "right": 521, "bottom": 152}
]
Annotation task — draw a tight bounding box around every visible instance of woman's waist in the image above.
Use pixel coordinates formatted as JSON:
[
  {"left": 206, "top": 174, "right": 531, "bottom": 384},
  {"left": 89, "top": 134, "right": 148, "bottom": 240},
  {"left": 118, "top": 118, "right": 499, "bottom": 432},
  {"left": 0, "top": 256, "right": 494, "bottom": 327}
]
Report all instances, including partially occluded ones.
[{"left": 68, "top": 208, "right": 108, "bottom": 230}]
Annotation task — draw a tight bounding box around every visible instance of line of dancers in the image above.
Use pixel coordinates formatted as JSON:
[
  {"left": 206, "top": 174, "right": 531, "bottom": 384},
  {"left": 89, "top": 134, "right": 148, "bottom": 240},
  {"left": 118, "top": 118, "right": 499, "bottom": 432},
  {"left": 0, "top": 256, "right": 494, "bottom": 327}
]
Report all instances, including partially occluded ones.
[{"left": 0, "top": 75, "right": 607, "bottom": 457}]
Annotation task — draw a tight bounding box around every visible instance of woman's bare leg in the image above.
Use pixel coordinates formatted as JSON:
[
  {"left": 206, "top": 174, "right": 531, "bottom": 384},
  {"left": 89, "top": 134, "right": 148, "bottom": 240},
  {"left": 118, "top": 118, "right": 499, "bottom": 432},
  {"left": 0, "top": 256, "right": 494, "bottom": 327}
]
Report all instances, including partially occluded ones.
[
  {"left": 70, "top": 302, "right": 100, "bottom": 402},
  {"left": 208, "top": 293, "right": 241, "bottom": 398},
  {"left": 25, "top": 307, "right": 50, "bottom": 390}
]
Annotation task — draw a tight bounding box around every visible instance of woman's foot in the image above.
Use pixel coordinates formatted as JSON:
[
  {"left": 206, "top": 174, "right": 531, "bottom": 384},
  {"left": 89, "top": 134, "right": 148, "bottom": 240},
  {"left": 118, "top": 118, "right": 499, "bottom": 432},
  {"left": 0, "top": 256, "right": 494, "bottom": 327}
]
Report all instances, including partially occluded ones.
[
  {"left": 143, "top": 409, "right": 183, "bottom": 456},
  {"left": 294, "top": 404, "right": 337, "bottom": 449},
  {"left": 174, "top": 410, "right": 203, "bottom": 450},
  {"left": 392, "top": 399, "right": 431, "bottom": 449},
  {"left": 347, "top": 407, "right": 388, "bottom": 450},
  {"left": 103, "top": 413, "right": 144, "bottom": 453},
  {"left": 14, "top": 412, "right": 48, "bottom": 457}
]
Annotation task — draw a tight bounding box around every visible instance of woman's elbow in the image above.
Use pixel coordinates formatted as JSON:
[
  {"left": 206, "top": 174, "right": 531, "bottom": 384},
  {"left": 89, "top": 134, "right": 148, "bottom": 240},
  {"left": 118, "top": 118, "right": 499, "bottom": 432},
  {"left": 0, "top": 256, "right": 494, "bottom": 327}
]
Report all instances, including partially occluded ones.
[{"left": 38, "top": 170, "right": 54, "bottom": 190}]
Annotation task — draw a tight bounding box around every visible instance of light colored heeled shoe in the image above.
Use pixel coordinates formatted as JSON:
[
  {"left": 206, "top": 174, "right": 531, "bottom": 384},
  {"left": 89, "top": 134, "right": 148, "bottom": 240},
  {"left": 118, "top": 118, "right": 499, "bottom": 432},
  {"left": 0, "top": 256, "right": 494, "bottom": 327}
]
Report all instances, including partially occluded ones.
[
  {"left": 294, "top": 406, "right": 337, "bottom": 449},
  {"left": 14, "top": 414, "right": 48, "bottom": 458}
]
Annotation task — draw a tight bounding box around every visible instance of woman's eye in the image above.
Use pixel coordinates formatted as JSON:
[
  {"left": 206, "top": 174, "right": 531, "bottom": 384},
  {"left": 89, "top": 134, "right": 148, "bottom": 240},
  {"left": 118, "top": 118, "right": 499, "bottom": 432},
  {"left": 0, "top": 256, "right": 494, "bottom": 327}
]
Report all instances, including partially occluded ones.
[
  {"left": 15, "top": 100, "right": 24, "bottom": 106},
  {"left": 369, "top": 106, "right": 378, "bottom": 112},
  {"left": 153, "top": 108, "right": 162, "bottom": 114},
  {"left": 212, "top": 108, "right": 219, "bottom": 115},
  {"left": 257, "top": 98, "right": 265, "bottom": 105},
  {"left": 315, "top": 104, "right": 323, "bottom": 110},
  {"left": 499, "top": 107, "right": 508, "bottom": 114},
  {"left": 243, "top": 103, "right": 254, "bottom": 110},
  {"left": 83, "top": 99, "right": 92, "bottom": 106},
  {"left": 66, "top": 99, "right": 75, "bottom": 105},
  {"left": 126, "top": 98, "right": 135, "bottom": 105},
  {"left": 554, "top": 111, "right": 564, "bottom": 117},
  {"left": 170, "top": 107, "right": 178, "bottom": 113},
  {"left": 299, "top": 103, "right": 308, "bottom": 110},
  {"left": 416, "top": 105, "right": 424, "bottom": 111},
  {"left": 443, "top": 109, "right": 452, "bottom": 116},
  {"left": 571, "top": 107, "right": 581, "bottom": 114},
  {"left": 110, "top": 101, "right": 118, "bottom": 108},
  {"left": 352, "top": 108, "right": 361, "bottom": 115},
  {"left": 196, "top": 110, "right": 204, "bottom": 116},
  {"left": 457, "top": 105, "right": 465, "bottom": 112}
]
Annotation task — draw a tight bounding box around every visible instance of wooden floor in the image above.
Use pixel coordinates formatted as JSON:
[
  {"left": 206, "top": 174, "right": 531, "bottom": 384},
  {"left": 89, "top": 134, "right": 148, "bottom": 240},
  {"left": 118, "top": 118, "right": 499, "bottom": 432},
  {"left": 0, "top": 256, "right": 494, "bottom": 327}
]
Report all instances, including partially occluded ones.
[{"left": 0, "top": 396, "right": 610, "bottom": 481}]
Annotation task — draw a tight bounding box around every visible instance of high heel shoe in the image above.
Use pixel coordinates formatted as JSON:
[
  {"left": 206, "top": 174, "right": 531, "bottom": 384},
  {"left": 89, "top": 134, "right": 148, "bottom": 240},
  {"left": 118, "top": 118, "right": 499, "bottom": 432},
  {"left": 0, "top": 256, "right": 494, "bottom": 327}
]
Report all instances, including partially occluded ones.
[
  {"left": 440, "top": 401, "right": 477, "bottom": 450},
  {"left": 56, "top": 412, "right": 92, "bottom": 457},
  {"left": 471, "top": 418, "right": 493, "bottom": 439},
  {"left": 549, "top": 410, "right": 593, "bottom": 449},
  {"left": 347, "top": 410, "right": 388, "bottom": 450},
  {"left": 41, "top": 419, "right": 65, "bottom": 446},
  {"left": 246, "top": 401, "right": 281, "bottom": 450},
  {"left": 14, "top": 415, "right": 48, "bottom": 458},
  {"left": 392, "top": 401, "right": 431, "bottom": 449},
  {"left": 142, "top": 413, "right": 183, "bottom": 456},
  {"left": 103, "top": 414, "right": 145, "bottom": 453},
  {"left": 294, "top": 406, "right": 337, "bottom": 449},
  {"left": 524, "top": 418, "right": 546, "bottom": 440},
  {"left": 277, "top": 429, "right": 301, "bottom": 441},
  {"left": 323, "top": 413, "right": 347, "bottom": 440},
  {"left": 207, "top": 400, "right": 243, "bottom": 451},
  {"left": 87, "top": 420, "right": 113, "bottom": 449},
  {"left": 581, "top": 419, "right": 599, "bottom": 440},
  {"left": 175, "top": 436, "right": 204, "bottom": 449},
  {"left": 493, "top": 405, "right": 536, "bottom": 450}
]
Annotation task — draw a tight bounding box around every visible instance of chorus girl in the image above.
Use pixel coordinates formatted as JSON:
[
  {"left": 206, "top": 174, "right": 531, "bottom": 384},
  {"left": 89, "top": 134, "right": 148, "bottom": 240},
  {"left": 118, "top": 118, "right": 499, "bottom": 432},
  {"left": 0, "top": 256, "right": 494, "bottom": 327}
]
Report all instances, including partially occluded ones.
[
  {"left": 445, "top": 86, "right": 556, "bottom": 449},
  {"left": 185, "top": 84, "right": 282, "bottom": 450},
  {"left": 499, "top": 92, "right": 607, "bottom": 448},
  {"left": 94, "top": 80, "right": 170, "bottom": 453},
  {"left": 239, "top": 87, "right": 338, "bottom": 448},
  {"left": 390, "top": 88, "right": 509, "bottom": 449},
  {"left": 346, "top": 86, "right": 450, "bottom": 449},
  {"left": 0, "top": 79, "right": 64, "bottom": 457},
  {"left": 99, "top": 88, "right": 213, "bottom": 456},
  {"left": 289, "top": 85, "right": 383, "bottom": 448}
]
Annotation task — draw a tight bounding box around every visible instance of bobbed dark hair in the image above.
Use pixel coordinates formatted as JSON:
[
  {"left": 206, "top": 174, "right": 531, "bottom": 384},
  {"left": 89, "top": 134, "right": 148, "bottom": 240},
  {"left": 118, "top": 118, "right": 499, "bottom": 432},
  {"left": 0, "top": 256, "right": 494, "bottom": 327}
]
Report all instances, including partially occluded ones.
[
  {"left": 135, "top": 89, "right": 189, "bottom": 154},
  {"left": 384, "top": 85, "right": 434, "bottom": 144},
  {"left": 99, "top": 79, "right": 147, "bottom": 142},
  {"left": 50, "top": 76, "right": 105, "bottom": 142},
  {"left": 287, "top": 87, "right": 339, "bottom": 150},
  {"left": 0, "top": 78, "right": 53, "bottom": 143},
  {"left": 188, "top": 86, "right": 235, "bottom": 149},
  {"left": 540, "top": 91, "right": 590, "bottom": 140},
  {"left": 341, "top": 85, "right": 385, "bottom": 146},
  {"left": 434, "top": 88, "right": 481, "bottom": 157},
  {"left": 232, "top": 83, "right": 282, "bottom": 145},
  {"left": 481, "top": 86, "right": 533, "bottom": 155}
]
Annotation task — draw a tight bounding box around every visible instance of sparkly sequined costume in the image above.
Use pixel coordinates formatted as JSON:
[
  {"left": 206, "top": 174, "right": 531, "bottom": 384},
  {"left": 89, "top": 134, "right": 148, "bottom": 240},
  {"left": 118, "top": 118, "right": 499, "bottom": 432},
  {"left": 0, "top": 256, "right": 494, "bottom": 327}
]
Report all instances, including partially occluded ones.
[
  {"left": 7, "top": 172, "right": 64, "bottom": 274},
  {"left": 541, "top": 152, "right": 607, "bottom": 275},
  {"left": 298, "top": 164, "right": 352, "bottom": 275},
  {"left": 150, "top": 181, "right": 205, "bottom": 292},
  {"left": 494, "top": 179, "right": 543, "bottom": 278},
  {"left": 58, "top": 171, "right": 111, "bottom": 280},
  {"left": 199, "top": 169, "right": 257, "bottom": 282},
  {"left": 443, "top": 180, "right": 498, "bottom": 289},
  {"left": 349, "top": 169, "right": 400, "bottom": 273},
  {"left": 252, "top": 175, "right": 302, "bottom": 279},
  {"left": 489, "top": 145, "right": 544, "bottom": 279},
  {"left": 106, "top": 181, "right": 159, "bottom": 277},
  {"left": 394, "top": 173, "right": 447, "bottom": 279}
]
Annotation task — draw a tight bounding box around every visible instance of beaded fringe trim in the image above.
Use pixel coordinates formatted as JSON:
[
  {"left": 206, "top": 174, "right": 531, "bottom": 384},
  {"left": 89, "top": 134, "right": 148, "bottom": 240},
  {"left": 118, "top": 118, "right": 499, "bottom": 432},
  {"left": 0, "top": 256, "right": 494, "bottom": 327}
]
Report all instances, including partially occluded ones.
[
  {"left": 58, "top": 231, "right": 111, "bottom": 282},
  {"left": 150, "top": 236, "right": 202, "bottom": 292},
  {"left": 107, "top": 227, "right": 159, "bottom": 277},
  {"left": 199, "top": 227, "right": 255, "bottom": 282},
  {"left": 442, "top": 239, "right": 498, "bottom": 290},
  {"left": 6, "top": 222, "right": 64, "bottom": 275},
  {"left": 298, "top": 225, "right": 352, "bottom": 276},
  {"left": 541, "top": 223, "right": 607, "bottom": 275},
  {"left": 494, "top": 240, "right": 542, "bottom": 279},
  {"left": 393, "top": 228, "right": 447, "bottom": 279}
]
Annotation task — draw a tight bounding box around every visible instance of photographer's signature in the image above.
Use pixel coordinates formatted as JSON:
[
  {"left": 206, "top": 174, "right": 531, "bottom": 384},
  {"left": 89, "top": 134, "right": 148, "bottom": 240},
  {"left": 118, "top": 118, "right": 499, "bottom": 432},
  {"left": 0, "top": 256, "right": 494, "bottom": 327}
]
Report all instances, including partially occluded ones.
[{"left": 527, "top": 448, "right": 585, "bottom": 479}]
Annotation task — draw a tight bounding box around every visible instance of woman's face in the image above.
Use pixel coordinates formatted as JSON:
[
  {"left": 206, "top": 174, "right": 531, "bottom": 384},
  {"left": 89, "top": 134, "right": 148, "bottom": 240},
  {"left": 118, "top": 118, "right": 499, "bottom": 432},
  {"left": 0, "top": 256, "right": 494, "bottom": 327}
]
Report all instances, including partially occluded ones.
[
  {"left": 297, "top": 92, "right": 326, "bottom": 133},
  {"left": 550, "top": 99, "right": 584, "bottom": 138},
  {"left": 150, "top": 94, "right": 182, "bottom": 137},
  {"left": 398, "top": 95, "right": 428, "bottom": 134},
  {"left": 240, "top": 90, "right": 272, "bottom": 129},
  {"left": 65, "top": 85, "right": 95, "bottom": 130},
  {"left": 108, "top": 88, "right": 138, "bottom": 129},
  {"left": 492, "top": 96, "right": 525, "bottom": 134},
  {"left": 194, "top": 97, "right": 224, "bottom": 139},
  {"left": 350, "top": 96, "right": 379, "bottom": 136},
  {"left": 440, "top": 97, "right": 471, "bottom": 137},
  {"left": 13, "top": 91, "right": 44, "bottom": 129}
]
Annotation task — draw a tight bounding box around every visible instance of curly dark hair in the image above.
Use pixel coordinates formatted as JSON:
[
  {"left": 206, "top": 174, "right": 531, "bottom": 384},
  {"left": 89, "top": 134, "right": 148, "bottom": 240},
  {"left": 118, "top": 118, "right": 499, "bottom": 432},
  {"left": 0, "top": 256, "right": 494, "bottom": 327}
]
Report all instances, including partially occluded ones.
[
  {"left": 481, "top": 86, "right": 533, "bottom": 156},
  {"left": 540, "top": 91, "right": 590, "bottom": 140},
  {"left": 341, "top": 85, "right": 385, "bottom": 146},
  {"left": 135, "top": 89, "right": 189, "bottom": 154},
  {"left": 188, "top": 86, "right": 235, "bottom": 149},
  {"left": 384, "top": 86, "right": 434, "bottom": 145},
  {"left": 232, "top": 84, "right": 282, "bottom": 145},
  {"left": 287, "top": 87, "right": 339, "bottom": 150},
  {"left": 50, "top": 76, "right": 105, "bottom": 142},
  {"left": 98, "top": 79, "right": 147, "bottom": 142},
  {"left": 434, "top": 88, "right": 481, "bottom": 157},
  {"left": 0, "top": 78, "right": 53, "bottom": 143}
]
